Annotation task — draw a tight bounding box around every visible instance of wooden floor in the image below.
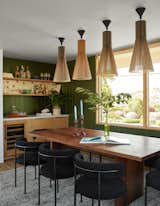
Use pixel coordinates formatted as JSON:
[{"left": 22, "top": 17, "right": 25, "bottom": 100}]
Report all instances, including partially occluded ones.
[{"left": 0, "top": 159, "right": 21, "bottom": 172}]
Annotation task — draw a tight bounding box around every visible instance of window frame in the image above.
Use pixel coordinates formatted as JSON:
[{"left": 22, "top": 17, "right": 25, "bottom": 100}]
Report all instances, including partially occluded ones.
[{"left": 96, "top": 41, "right": 160, "bottom": 130}]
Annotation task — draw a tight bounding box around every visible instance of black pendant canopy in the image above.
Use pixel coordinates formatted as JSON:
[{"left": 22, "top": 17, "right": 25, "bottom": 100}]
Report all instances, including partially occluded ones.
[
  {"left": 78, "top": 30, "right": 85, "bottom": 39},
  {"left": 136, "top": 7, "right": 146, "bottom": 19},
  {"left": 102, "top": 19, "right": 111, "bottom": 30},
  {"left": 58, "top": 37, "right": 64, "bottom": 45}
]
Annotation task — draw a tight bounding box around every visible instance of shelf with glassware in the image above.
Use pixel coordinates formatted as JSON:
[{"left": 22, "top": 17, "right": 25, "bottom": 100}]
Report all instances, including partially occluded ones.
[{"left": 3, "top": 77, "right": 61, "bottom": 96}]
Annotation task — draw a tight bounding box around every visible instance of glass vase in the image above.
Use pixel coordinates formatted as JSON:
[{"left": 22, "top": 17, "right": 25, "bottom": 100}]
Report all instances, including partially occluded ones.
[{"left": 104, "top": 112, "right": 110, "bottom": 140}]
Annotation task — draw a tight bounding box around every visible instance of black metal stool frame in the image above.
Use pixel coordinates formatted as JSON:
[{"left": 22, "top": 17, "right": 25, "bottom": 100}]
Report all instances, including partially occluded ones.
[{"left": 14, "top": 143, "right": 38, "bottom": 194}]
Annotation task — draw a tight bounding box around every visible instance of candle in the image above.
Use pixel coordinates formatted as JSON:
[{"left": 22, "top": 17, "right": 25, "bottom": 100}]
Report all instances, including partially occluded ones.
[
  {"left": 80, "top": 99, "right": 83, "bottom": 116},
  {"left": 74, "top": 105, "right": 77, "bottom": 121}
]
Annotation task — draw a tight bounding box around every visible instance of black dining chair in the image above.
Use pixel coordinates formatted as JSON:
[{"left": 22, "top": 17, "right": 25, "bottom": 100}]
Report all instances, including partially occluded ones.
[
  {"left": 145, "top": 157, "right": 160, "bottom": 206},
  {"left": 38, "top": 142, "right": 79, "bottom": 206},
  {"left": 14, "top": 137, "right": 44, "bottom": 194},
  {"left": 145, "top": 155, "right": 160, "bottom": 171},
  {"left": 74, "top": 153, "right": 127, "bottom": 206}
]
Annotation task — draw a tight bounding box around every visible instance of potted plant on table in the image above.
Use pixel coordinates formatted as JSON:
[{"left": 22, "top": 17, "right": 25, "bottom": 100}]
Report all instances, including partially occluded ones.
[
  {"left": 49, "top": 91, "right": 66, "bottom": 115},
  {"left": 75, "top": 82, "right": 131, "bottom": 140}
]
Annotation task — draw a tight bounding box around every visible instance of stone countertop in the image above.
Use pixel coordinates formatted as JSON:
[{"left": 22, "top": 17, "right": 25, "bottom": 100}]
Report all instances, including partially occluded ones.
[{"left": 3, "top": 114, "right": 69, "bottom": 121}]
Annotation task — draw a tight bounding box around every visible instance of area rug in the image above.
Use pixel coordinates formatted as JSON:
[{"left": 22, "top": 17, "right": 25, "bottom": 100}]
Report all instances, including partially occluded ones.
[{"left": 0, "top": 167, "right": 160, "bottom": 206}]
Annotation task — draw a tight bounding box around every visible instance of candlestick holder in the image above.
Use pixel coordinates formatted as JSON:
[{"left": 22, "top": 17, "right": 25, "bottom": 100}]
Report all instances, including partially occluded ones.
[
  {"left": 80, "top": 115, "right": 86, "bottom": 136},
  {"left": 73, "top": 119, "right": 81, "bottom": 137}
]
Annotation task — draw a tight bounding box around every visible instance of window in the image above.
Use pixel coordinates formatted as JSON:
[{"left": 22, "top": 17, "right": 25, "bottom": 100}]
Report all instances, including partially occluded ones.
[
  {"left": 96, "top": 42, "right": 160, "bottom": 130},
  {"left": 106, "top": 68, "right": 143, "bottom": 125},
  {"left": 149, "top": 63, "right": 160, "bottom": 127}
]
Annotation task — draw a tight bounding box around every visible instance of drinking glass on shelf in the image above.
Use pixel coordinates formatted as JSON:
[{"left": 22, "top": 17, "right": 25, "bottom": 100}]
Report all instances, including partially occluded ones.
[
  {"left": 46, "top": 73, "right": 49, "bottom": 80},
  {"left": 44, "top": 73, "right": 47, "bottom": 80},
  {"left": 48, "top": 73, "right": 51, "bottom": 80}
]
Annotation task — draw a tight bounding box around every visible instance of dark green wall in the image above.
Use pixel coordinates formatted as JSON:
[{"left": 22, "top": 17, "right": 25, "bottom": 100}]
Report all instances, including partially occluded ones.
[
  {"left": 61, "top": 56, "right": 96, "bottom": 128},
  {"left": 3, "top": 57, "right": 54, "bottom": 115},
  {"left": 3, "top": 57, "right": 54, "bottom": 77}
]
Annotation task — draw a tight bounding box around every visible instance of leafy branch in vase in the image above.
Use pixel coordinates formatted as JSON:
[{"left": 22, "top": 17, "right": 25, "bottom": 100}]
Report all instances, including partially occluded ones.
[
  {"left": 75, "top": 83, "right": 132, "bottom": 138},
  {"left": 75, "top": 83, "right": 132, "bottom": 114}
]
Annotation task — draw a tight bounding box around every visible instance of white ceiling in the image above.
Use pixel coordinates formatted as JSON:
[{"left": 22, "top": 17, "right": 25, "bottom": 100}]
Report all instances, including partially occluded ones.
[{"left": 0, "top": 0, "right": 160, "bottom": 63}]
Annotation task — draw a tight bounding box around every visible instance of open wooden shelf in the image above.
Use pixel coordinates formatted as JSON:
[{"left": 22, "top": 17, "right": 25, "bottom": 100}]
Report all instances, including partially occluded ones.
[
  {"left": 3, "top": 77, "right": 54, "bottom": 83},
  {"left": 4, "top": 93, "right": 49, "bottom": 96},
  {"left": 3, "top": 77, "right": 61, "bottom": 96}
]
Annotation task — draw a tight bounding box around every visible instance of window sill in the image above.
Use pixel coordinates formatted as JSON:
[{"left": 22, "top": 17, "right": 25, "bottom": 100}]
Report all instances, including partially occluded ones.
[{"left": 96, "top": 122, "right": 160, "bottom": 131}]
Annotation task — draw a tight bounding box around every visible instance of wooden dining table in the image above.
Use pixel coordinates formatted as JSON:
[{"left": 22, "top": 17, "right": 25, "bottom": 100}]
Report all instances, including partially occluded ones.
[{"left": 28, "top": 127, "right": 160, "bottom": 206}]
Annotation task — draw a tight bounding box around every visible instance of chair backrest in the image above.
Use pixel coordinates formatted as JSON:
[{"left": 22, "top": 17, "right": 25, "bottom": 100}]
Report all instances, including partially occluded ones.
[
  {"left": 74, "top": 153, "right": 125, "bottom": 178},
  {"left": 15, "top": 137, "right": 39, "bottom": 151},
  {"left": 39, "top": 143, "right": 78, "bottom": 162},
  {"left": 154, "top": 158, "right": 160, "bottom": 170}
]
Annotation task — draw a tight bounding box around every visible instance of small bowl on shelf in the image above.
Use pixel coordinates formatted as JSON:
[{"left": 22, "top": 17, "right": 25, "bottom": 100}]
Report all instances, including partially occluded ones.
[{"left": 22, "top": 89, "right": 32, "bottom": 94}]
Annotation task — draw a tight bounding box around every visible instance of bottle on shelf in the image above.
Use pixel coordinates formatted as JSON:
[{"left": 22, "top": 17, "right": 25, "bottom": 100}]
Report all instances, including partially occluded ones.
[
  {"left": 15, "top": 66, "right": 20, "bottom": 78},
  {"left": 40, "top": 72, "right": 44, "bottom": 80},
  {"left": 26, "top": 66, "right": 31, "bottom": 79},
  {"left": 20, "top": 65, "right": 26, "bottom": 78},
  {"left": 11, "top": 105, "right": 18, "bottom": 114}
]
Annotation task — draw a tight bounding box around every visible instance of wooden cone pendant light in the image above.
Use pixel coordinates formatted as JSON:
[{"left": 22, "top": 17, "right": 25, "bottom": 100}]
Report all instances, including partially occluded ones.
[
  {"left": 53, "top": 37, "right": 71, "bottom": 83},
  {"left": 97, "top": 19, "right": 117, "bottom": 78},
  {"left": 129, "top": 7, "right": 153, "bottom": 73},
  {"left": 72, "top": 30, "right": 92, "bottom": 80}
]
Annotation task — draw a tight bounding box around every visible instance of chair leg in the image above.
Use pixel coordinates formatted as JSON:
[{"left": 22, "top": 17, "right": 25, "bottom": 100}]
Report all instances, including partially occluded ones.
[
  {"left": 99, "top": 155, "right": 102, "bottom": 163},
  {"left": 145, "top": 185, "right": 147, "bottom": 206},
  {"left": 24, "top": 164, "right": 26, "bottom": 194},
  {"left": 38, "top": 173, "right": 40, "bottom": 205},
  {"left": 54, "top": 178, "right": 57, "bottom": 206},
  {"left": 123, "top": 193, "right": 128, "bottom": 206},
  {"left": 15, "top": 162, "right": 17, "bottom": 187},
  {"left": 98, "top": 172, "right": 101, "bottom": 206},
  {"left": 23, "top": 149, "right": 27, "bottom": 194},
  {"left": 74, "top": 192, "right": 77, "bottom": 206},
  {"left": 56, "top": 179, "right": 59, "bottom": 193},
  {"left": 74, "top": 166, "right": 77, "bottom": 206},
  {"left": 89, "top": 152, "right": 92, "bottom": 162},
  {"left": 80, "top": 194, "right": 83, "bottom": 202},
  {"left": 92, "top": 199, "right": 94, "bottom": 206},
  {"left": 14, "top": 151, "right": 17, "bottom": 187},
  {"left": 50, "top": 179, "right": 52, "bottom": 188},
  {"left": 38, "top": 154, "right": 40, "bottom": 205},
  {"left": 35, "top": 164, "right": 37, "bottom": 179}
]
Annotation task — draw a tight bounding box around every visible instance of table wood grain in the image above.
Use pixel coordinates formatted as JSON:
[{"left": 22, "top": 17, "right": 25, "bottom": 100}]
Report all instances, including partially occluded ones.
[{"left": 29, "top": 127, "right": 160, "bottom": 162}]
